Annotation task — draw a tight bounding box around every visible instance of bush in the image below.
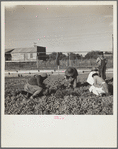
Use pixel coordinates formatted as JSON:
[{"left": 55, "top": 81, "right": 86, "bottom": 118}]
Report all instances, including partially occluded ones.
[{"left": 84, "top": 51, "right": 103, "bottom": 59}]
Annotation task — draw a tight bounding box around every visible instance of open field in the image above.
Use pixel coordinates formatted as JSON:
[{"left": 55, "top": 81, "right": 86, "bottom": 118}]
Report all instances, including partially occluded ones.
[{"left": 5, "top": 73, "right": 113, "bottom": 115}]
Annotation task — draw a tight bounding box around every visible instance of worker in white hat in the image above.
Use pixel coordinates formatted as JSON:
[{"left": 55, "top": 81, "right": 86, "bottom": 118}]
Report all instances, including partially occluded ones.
[{"left": 87, "top": 68, "right": 109, "bottom": 96}]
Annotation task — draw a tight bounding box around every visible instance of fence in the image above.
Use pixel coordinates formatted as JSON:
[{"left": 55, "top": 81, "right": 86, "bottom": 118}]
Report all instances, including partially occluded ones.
[{"left": 5, "top": 51, "right": 113, "bottom": 71}]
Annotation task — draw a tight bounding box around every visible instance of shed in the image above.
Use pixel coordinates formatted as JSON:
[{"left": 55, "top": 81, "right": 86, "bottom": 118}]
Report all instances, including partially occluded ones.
[{"left": 5, "top": 49, "right": 14, "bottom": 61}]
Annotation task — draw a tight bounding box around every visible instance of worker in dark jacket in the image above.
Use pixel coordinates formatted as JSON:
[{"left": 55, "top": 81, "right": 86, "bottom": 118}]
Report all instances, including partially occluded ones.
[
  {"left": 96, "top": 53, "right": 107, "bottom": 80},
  {"left": 24, "top": 73, "right": 49, "bottom": 99},
  {"left": 64, "top": 67, "right": 78, "bottom": 88}
]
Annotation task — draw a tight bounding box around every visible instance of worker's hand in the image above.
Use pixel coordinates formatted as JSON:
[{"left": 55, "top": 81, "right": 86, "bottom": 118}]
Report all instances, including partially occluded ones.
[
  {"left": 30, "top": 96, "right": 34, "bottom": 100},
  {"left": 68, "top": 77, "right": 74, "bottom": 83},
  {"left": 93, "top": 83, "right": 102, "bottom": 88},
  {"left": 43, "top": 88, "right": 49, "bottom": 95},
  {"left": 64, "top": 76, "right": 66, "bottom": 79},
  {"left": 64, "top": 76, "right": 68, "bottom": 81}
]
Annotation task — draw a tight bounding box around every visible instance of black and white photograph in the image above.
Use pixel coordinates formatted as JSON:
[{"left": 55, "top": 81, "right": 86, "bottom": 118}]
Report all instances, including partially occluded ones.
[{"left": 1, "top": 1, "right": 117, "bottom": 148}]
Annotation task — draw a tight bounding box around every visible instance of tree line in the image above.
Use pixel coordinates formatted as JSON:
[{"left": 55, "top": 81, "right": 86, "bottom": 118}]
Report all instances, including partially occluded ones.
[{"left": 42, "top": 51, "right": 112, "bottom": 61}]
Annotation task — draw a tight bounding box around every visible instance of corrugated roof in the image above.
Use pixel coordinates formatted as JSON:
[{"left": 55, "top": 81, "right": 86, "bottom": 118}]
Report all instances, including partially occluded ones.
[
  {"left": 5, "top": 49, "right": 14, "bottom": 53},
  {"left": 11, "top": 47, "right": 36, "bottom": 53}
]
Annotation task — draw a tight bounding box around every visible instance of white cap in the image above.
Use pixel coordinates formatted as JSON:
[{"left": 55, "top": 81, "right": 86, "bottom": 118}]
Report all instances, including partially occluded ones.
[{"left": 87, "top": 71, "right": 97, "bottom": 85}]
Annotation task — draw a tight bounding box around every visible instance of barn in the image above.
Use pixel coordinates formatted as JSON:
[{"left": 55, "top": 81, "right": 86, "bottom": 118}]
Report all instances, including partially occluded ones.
[{"left": 11, "top": 46, "right": 46, "bottom": 61}]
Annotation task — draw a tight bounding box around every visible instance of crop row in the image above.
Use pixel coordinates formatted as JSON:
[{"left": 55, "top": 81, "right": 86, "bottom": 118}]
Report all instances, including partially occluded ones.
[{"left": 5, "top": 75, "right": 113, "bottom": 115}]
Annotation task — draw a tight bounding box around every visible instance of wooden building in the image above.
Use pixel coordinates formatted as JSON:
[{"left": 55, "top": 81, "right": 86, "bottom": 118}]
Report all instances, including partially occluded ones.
[{"left": 11, "top": 46, "right": 46, "bottom": 61}]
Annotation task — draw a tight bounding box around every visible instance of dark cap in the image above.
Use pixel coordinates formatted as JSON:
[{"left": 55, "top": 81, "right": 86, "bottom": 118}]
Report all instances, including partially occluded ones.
[{"left": 65, "top": 67, "right": 76, "bottom": 77}]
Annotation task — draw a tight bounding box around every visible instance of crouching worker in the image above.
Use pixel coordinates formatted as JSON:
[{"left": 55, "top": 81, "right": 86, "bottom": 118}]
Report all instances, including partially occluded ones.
[
  {"left": 87, "top": 68, "right": 109, "bottom": 96},
  {"left": 24, "top": 73, "right": 49, "bottom": 99},
  {"left": 64, "top": 67, "right": 78, "bottom": 88}
]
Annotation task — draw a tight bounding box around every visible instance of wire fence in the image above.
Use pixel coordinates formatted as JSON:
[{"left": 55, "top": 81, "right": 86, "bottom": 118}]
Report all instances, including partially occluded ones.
[{"left": 5, "top": 51, "right": 113, "bottom": 71}]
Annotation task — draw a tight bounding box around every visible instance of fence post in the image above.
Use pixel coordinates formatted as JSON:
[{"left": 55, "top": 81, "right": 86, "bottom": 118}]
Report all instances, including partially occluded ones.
[
  {"left": 37, "top": 54, "right": 39, "bottom": 71},
  {"left": 69, "top": 52, "right": 71, "bottom": 66},
  {"left": 76, "top": 57, "right": 77, "bottom": 68},
  {"left": 90, "top": 56, "right": 92, "bottom": 67},
  {"left": 68, "top": 53, "right": 69, "bottom": 66}
]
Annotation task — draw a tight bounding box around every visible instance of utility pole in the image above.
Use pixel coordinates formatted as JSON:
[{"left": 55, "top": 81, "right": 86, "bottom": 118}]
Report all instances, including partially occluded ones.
[
  {"left": 112, "top": 34, "right": 113, "bottom": 67},
  {"left": 112, "top": 34, "right": 114, "bottom": 54}
]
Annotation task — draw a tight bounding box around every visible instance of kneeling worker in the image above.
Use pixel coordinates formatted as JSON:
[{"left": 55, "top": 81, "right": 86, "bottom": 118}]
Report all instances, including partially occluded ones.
[
  {"left": 24, "top": 73, "right": 49, "bottom": 99},
  {"left": 87, "top": 68, "right": 109, "bottom": 96},
  {"left": 64, "top": 67, "right": 78, "bottom": 88}
]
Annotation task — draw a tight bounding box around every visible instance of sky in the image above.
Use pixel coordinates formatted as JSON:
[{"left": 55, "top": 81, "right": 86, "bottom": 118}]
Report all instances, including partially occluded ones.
[{"left": 5, "top": 4, "right": 113, "bottom": 54}]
